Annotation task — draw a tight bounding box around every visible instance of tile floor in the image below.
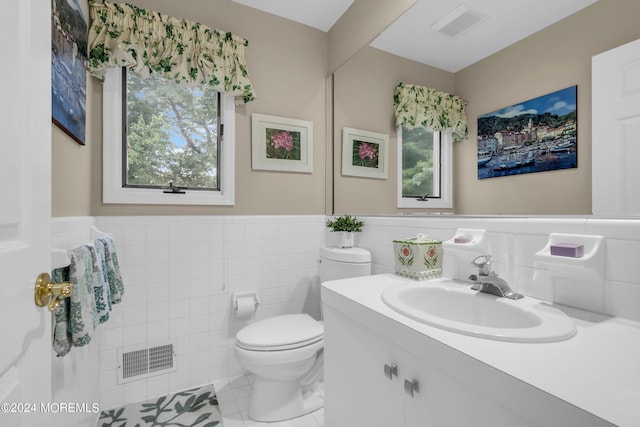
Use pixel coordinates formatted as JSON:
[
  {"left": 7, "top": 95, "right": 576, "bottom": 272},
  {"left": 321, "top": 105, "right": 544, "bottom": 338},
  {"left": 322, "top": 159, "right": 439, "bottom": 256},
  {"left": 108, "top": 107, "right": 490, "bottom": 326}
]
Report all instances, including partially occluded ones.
[{"left": 213, "top": 375, "right": 324, "bottom": 427}]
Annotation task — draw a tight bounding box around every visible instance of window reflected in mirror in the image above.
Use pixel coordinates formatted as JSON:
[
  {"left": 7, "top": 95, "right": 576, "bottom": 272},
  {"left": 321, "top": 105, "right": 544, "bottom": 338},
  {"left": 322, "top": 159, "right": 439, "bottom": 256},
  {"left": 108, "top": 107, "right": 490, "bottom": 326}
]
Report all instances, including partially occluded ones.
[{"left": 400, "top": 126, "right": 440, "bottom": 199}]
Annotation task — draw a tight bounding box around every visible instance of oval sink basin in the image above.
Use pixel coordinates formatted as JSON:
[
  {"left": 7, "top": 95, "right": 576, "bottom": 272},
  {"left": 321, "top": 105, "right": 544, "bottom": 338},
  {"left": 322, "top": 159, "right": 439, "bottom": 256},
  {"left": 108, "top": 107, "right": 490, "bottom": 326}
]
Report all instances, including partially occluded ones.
[{"left": 381, "top": 281, "right": 576, "bottom": 342}]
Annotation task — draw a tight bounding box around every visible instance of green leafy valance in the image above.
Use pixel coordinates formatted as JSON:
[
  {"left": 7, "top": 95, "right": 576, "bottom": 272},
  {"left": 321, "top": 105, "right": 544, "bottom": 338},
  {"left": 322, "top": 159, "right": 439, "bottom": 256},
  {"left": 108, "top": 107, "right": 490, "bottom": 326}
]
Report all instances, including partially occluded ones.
[
  {"left": 87, "top": 1, "right": 256, "bottom": 103},
  {"left": 394, "top": 83, "right": 468, "bottom": 142}
]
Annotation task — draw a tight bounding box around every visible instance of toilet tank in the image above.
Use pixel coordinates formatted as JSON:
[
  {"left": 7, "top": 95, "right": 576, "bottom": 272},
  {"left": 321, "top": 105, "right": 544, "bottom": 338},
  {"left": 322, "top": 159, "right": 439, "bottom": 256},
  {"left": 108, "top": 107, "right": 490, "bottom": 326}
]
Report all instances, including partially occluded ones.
[{"left": 319, "top": 246, "right": 371, "bottom": 283}]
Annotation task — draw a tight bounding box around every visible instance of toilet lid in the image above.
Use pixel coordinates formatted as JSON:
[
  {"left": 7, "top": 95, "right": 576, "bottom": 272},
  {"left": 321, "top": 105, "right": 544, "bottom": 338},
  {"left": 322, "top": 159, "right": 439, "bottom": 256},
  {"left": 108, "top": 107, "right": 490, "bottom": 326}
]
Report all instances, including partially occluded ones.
[
  {"left": 236, "top": 314, "right": 323, "bottom": 351},
  {"left": 320, "top": 246, "right": 371, "bottom": 263}
]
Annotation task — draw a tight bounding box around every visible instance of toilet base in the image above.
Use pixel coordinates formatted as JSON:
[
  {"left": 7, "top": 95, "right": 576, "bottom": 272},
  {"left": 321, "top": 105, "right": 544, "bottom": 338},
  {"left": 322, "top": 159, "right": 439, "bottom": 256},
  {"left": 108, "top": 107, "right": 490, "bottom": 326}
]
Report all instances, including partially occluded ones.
[{"left": 248, "top": 377, "right": 324, "bottom": 422}]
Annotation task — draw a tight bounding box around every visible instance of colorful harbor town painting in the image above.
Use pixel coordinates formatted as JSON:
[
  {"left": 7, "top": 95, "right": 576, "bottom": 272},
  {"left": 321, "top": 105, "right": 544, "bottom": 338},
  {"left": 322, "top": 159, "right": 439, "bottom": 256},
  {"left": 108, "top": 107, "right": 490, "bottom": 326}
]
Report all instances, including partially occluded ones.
[{"left": 477, "top": 86, "right": 577, "bottom": 179}]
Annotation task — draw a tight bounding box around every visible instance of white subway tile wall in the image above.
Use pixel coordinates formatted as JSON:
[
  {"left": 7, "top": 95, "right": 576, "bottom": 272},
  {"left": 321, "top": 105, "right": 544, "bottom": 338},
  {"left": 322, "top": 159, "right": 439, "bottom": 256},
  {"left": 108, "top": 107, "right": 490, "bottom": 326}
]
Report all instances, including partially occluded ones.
[
  {"left": 358, "top": 216, "right": 640, "bottom": 322},
  {"left": 53, "top": 215, "right": 640, "bottom": 412},
  {"left": 93, "top": 215, "right": 325, "bottom": 410}
]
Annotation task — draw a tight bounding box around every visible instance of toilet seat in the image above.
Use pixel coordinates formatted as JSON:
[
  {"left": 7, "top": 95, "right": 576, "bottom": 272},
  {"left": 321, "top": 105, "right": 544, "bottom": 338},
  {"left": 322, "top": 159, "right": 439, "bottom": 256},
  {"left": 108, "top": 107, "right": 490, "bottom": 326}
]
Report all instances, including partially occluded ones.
[
  {"left": 236, "top": 314, "right": 323, "bottom": 351},
  {"left": 238, "top": 335, "right": 323, "bottom": 352}
]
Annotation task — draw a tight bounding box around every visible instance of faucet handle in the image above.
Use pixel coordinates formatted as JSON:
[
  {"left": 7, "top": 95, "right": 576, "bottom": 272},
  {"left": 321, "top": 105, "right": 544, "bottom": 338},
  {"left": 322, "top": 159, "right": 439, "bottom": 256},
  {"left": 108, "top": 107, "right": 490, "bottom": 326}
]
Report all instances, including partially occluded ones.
[{"left": 472, "top": 255, "right": 493, "bottom": 276}]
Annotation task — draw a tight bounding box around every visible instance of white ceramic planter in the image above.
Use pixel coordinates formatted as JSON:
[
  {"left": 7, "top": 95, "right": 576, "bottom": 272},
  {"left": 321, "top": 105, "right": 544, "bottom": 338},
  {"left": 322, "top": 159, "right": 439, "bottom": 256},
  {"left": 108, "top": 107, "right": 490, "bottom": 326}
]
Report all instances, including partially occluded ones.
[{"left": 339, "top": 231, "right": 355, "bottom": 248}]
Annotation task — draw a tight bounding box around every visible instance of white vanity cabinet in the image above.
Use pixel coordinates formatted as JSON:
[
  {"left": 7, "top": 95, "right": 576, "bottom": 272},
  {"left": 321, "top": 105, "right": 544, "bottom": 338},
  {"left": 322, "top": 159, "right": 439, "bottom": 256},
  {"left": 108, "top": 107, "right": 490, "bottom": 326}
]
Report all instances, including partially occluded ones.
[
  {"left": 323, "top": 304, "right": 402, "bottom": 426},
  {"left": 322, "top": 278, "right": 615, "bottom": 427},
  {"left": 400, "top": 346, "right": 530, "bottom": 426},
  {"left": 324, "top": 305, "right": 532, "bottom": 427}
]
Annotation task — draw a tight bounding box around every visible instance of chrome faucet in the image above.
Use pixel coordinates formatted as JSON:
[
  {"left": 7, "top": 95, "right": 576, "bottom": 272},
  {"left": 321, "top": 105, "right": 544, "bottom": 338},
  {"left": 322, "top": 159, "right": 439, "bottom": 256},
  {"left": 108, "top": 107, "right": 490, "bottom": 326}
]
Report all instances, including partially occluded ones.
[{"left": 468, "top": 255, "right": 524, "bottom": 300}]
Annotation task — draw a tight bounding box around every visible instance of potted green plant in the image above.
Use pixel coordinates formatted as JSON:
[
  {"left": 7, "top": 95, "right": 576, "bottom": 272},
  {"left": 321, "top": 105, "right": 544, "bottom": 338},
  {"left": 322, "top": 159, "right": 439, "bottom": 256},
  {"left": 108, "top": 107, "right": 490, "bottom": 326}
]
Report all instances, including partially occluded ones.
[{"left": 326, "top": 214, "right": 364, "bottom": 248}]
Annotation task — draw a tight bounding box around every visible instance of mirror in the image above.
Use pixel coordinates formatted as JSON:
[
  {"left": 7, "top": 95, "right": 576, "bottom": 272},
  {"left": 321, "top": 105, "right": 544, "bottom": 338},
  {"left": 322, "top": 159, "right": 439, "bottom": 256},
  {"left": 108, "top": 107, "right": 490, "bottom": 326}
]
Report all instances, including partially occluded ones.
[
  {"left": 326, "top": 0, "right": 417, "bottom": 74},
  {"left": 332, "top": 46, "right": 454, "bottom": 215},
  {"left": 330, "top": 0, "right": 640, "bottom": 216}
]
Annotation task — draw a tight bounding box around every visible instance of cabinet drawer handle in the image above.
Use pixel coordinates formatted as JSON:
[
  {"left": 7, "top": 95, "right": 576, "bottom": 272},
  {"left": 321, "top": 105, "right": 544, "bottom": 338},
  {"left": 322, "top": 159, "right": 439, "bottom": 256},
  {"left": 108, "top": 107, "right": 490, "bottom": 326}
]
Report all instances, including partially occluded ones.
[
  {"left": 404, "top": 378, "right": 419, "bottom": 397},
  {"left": 383, "top": 363, "right": 398, "bottom": 380}
]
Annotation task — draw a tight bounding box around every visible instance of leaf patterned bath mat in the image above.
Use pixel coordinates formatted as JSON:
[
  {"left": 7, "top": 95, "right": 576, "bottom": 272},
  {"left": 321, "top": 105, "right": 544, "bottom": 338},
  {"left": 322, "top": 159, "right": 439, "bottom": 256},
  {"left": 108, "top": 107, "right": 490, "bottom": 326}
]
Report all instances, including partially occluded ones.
[{"left": 98, "top": 385, "right": 222, "bottom": 426}]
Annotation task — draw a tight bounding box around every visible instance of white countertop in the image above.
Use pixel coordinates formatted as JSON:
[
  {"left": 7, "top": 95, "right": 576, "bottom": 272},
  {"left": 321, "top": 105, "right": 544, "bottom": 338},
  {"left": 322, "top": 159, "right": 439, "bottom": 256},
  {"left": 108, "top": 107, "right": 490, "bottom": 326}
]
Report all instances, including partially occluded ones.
[{"left": 322, "top": 274, "right": 640, "bottom": 427}]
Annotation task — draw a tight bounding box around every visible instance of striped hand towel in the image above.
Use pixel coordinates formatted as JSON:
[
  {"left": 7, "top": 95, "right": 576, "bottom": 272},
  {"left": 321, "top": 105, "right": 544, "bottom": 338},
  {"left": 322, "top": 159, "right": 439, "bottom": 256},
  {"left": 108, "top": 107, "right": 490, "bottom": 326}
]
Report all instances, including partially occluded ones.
[
  {"left": 68, "top": 245, "right": 98, "bottom": 346},
  {"left": 90, "top": 243, "right": 112, "bottom": 324},
  {"left": 52, "top": 266, "right": 72, "bottom": 357},
  {"left": 51, "top": 245, "right": 98, "bottom": 356},
  {"left": 98, "top": 236, "right": 125, "bottom": 304}
]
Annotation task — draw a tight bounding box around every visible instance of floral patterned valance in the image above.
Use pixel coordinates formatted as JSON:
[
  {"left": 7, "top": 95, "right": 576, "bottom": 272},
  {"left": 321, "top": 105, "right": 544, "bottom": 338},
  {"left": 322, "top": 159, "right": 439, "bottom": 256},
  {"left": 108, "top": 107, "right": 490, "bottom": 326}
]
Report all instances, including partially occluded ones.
[
  {"left": 87, "top": 1, "right": 255, "bottom": 104},
  {"left": 394, "top": 83, "right": 468, "bottom": 142}
]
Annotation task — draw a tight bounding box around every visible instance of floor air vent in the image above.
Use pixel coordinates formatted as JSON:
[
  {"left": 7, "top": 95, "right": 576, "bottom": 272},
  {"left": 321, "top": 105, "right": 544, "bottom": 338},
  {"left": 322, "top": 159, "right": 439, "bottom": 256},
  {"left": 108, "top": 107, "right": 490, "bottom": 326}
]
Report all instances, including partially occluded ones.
[{"left": 118, "top": 343, "right": 177, "bottom": 383}]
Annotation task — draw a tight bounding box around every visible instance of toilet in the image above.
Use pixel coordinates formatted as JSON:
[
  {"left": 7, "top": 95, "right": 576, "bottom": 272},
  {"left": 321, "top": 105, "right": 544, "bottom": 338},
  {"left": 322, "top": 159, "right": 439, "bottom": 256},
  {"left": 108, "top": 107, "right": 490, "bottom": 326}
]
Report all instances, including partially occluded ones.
[{"left": 234, "top": 246, "right": 371, "bottom": 422}]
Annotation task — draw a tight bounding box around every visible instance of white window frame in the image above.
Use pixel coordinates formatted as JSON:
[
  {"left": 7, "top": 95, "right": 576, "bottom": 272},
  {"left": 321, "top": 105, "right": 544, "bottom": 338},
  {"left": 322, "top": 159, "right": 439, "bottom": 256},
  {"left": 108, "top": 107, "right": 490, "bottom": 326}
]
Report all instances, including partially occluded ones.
[
  {"left": 397, "top": 127, "right": 453, "bottom": 209},
  {"left": 102, "top": 67, "right": 235, "bottom": 205}
]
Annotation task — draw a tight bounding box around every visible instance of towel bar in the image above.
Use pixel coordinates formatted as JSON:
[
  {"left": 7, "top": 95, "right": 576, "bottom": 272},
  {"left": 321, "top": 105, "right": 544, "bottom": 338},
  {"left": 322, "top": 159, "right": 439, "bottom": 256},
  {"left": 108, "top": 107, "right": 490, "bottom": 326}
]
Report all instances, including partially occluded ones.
[
  {"left": 52, "top": 225, "right": 115, "bottom": 269},
  {"left": 34, "top": 272, "right": 73, "bottom": 311}
]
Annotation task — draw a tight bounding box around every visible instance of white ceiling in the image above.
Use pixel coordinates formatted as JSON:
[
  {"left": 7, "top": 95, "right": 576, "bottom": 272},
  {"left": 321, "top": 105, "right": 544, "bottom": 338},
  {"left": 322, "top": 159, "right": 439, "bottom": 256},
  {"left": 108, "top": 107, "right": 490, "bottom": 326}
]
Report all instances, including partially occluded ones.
[
  {"left": 231, "top": 0, "right": 355, "bottom": 32},
  {"left": 232, "top": 0, "right": 599, "bottom": 72},
  {"left": 371, "top": 0, "right": 599, "bottom": 72}
]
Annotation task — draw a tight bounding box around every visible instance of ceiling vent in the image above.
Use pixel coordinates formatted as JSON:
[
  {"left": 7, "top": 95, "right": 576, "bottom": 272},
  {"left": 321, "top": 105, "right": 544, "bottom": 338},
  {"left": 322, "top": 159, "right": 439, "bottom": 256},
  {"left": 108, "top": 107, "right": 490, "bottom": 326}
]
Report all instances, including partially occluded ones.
[{"left": 430, "top": 4, "right": 485, "bottom": 38}]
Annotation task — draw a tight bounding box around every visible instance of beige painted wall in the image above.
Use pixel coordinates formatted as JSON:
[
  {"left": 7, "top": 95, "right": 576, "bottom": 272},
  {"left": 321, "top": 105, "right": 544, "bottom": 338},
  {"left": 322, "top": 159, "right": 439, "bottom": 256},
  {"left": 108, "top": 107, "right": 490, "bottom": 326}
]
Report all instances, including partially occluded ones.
[
  {"left": 454, "top": 0, "right": 640, "bottom": 215},
  {"left": 328, "top": 0, "right": 416, "bottom": 74},
  {"left": 333, "top": 47, "right": 454, "bottom": 214},
  {"left": 331, "top": 0, "right": 640, "bottom": 215},
  {"left": 52, "top": 0, "right": 329, "bottom": 216},
  {"left": 52, "top": 0, "right": 640, "bottom": 217},
  {"left": 52, "top": 118, "right": 94, "bottom": 217}
]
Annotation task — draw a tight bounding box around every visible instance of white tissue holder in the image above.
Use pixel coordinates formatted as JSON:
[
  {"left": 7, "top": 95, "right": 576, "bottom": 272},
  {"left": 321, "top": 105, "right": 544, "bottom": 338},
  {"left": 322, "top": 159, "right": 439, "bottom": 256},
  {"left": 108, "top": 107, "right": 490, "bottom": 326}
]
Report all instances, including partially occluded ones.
[
  {"left": 232, "top": 291, "right": 260, "bottom": 314},
  {"left": 534, "top": 233, "right": 606, "bottom": 312}
]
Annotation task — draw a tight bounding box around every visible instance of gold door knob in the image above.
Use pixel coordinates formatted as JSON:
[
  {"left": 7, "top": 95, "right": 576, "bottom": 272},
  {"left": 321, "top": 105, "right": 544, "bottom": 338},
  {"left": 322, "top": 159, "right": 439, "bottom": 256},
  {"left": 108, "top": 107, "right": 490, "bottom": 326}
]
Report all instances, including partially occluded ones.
[{"left": 34, "top": 273, "right": 74, "bottom": 311}]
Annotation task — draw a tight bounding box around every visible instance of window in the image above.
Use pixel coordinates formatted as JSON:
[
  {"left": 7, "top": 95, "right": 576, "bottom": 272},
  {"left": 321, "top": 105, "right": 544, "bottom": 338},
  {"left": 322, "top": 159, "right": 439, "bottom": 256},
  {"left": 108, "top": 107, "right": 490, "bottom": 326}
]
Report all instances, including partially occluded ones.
[
  {"left": 397, "top": 126, "right": 452, "bottom": 209},
  {"left": 124, "top": 70, "right": 220, "bottom": 191},
  {"left": 103, "top": 68, "right": 235, "bottom": 205}
]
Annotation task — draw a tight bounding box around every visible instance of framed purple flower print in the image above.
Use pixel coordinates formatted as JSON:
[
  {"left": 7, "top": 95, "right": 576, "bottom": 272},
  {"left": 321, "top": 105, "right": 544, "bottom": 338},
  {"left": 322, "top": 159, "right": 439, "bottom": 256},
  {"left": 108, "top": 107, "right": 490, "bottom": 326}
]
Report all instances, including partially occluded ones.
[
  {"left": 251, "top": 113, "right": 313, "bottom": 173},
  {"left": 342, "top": 127, "right": 389, "bottom": 179}
]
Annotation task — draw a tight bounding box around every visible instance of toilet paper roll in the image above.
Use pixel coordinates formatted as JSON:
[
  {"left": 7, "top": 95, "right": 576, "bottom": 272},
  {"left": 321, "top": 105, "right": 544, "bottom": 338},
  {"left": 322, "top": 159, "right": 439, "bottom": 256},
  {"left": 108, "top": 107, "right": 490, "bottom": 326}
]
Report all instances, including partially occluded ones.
[{"left": 235, "top": 296, "right": 257, "bottom": 317}]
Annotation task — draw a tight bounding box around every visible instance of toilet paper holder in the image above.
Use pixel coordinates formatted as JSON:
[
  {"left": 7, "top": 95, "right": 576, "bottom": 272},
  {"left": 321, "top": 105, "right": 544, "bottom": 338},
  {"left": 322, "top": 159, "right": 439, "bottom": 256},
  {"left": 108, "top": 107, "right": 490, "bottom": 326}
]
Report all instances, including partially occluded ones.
[{"left": 232, "top": 291, "right": 260, "bottom": 312}]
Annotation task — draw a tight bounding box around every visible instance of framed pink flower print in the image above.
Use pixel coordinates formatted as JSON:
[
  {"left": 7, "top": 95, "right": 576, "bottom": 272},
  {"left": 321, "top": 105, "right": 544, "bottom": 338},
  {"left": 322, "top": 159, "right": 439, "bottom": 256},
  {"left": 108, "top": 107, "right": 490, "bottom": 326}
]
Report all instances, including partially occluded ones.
[
  {"left": 251, "top": 113, "right": 313, "bottom": 173},
  {"left": 342, "top": 127, "right": 389, "bottom": 179}
]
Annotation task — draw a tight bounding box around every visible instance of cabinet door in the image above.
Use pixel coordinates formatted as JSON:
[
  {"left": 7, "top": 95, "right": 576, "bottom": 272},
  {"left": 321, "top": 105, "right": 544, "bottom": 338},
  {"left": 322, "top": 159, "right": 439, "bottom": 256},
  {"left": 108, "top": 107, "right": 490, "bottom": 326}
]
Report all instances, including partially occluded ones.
[
  {"left": 324, "top": 296, "right": 615, "bottom": 426},
  {"left": 400, "top": 349, "right": 535, "bottom": 427},
  {"left": 324, "top": 305, "right": 403, "bottom": 427}
]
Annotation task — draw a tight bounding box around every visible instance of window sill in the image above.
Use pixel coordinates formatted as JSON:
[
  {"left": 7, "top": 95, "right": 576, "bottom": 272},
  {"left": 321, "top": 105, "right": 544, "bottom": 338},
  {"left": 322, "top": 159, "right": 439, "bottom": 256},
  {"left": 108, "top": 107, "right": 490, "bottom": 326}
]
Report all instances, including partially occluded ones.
[
  {"left": 103, "top": 187, "right": 234, "bottom": 206},
  {"left": 398, "top": 197, "right": 452, "bottom": 209}
]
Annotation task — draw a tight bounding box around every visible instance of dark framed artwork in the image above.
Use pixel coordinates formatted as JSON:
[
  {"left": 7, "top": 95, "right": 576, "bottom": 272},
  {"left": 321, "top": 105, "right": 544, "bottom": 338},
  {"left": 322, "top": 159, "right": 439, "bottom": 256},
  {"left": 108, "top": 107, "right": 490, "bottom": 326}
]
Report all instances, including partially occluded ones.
[
  {"left": 477, "top": 86, "right": 577, "bottom": 179},
  {"left": 51, "top": 0, "right": 88, "bottom": 145}
]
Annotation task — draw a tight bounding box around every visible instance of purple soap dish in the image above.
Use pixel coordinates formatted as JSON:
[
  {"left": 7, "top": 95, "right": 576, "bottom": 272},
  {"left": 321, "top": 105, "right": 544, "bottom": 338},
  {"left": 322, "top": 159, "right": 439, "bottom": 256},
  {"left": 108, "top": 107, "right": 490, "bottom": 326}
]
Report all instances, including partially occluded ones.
[{"left": 550, "top": 243, "right": 584, "bottom": 258}]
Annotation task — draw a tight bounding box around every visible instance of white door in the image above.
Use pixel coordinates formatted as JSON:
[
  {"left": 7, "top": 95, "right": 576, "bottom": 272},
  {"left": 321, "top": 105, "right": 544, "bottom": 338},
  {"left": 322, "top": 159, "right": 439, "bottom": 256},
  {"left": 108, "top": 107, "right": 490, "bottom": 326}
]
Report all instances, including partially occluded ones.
[
  {"left": 592, "top": 38, "right": 640, "bottom": 216},
  {"left": 0, "top": 1, "right": 52, "bottom": 426}
]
